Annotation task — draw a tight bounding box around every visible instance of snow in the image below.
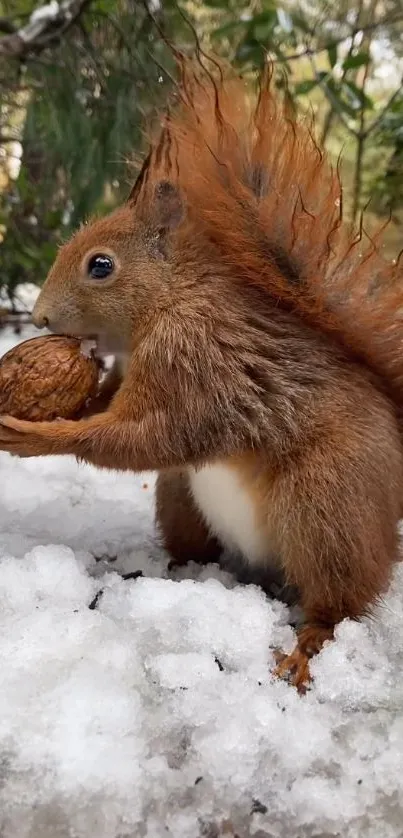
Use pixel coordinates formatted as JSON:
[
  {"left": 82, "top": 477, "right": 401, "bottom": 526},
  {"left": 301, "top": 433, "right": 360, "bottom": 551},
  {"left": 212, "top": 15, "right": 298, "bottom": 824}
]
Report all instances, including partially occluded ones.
[
  {"left": 30, "top": 1, "right": 60, "bottom": 26},
  {"left": 20, "top": 2, "right": 60, "bottom": 44},
  {"left": 0, "top": 299, "right": 403, "bottom": 837}
]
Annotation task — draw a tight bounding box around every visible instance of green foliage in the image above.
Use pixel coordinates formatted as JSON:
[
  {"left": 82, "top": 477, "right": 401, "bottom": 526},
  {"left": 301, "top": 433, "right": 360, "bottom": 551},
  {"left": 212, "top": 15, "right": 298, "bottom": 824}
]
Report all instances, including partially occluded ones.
[
  {"left": 371, "top": 93, "right": 403, "bottom": 215},
  {"left": 327, "top": 43, "right": 338, "bottom": 68},
  {"left": 0, "top": 0, "right": 188, "bottom": 292},
  {"left": 205, "top": 0, "right": 401, "bottom": 222},
  {"left": 342, "top": 51, "right": 371, "bottom": 70}
]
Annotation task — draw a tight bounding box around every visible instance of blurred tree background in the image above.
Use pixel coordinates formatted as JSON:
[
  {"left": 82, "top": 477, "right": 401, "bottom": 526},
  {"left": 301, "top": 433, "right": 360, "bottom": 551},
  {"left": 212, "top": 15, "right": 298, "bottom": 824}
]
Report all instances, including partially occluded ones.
[{"left": 0, "top": 0, "right": 402, "bottom": 307}]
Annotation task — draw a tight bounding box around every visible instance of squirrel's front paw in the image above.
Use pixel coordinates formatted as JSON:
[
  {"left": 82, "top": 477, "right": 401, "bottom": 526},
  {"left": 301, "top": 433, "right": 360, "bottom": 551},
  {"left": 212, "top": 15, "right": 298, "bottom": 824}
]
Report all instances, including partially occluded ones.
[{"left": 0, "top": 415, "right": 72, "bottom": 458}]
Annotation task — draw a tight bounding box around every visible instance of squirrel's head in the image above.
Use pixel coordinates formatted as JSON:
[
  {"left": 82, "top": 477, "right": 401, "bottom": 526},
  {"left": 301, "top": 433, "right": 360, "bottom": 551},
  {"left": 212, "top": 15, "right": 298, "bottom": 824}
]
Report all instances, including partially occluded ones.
[{"left": 32, "top": 180, "right": 186, "bottom": 355}]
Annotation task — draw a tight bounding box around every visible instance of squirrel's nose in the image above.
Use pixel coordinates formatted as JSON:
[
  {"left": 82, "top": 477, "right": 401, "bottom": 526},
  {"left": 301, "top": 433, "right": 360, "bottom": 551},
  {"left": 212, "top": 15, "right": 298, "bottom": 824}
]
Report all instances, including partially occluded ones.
[
  {"left": 34, "top": 314, "right": 49, "bottom": 329},
  {"left": 32, "top": 298, "right": 50, "bottom": 330},
  {"left": 31, "top": 311, "right": 49, "bottom": 329}
]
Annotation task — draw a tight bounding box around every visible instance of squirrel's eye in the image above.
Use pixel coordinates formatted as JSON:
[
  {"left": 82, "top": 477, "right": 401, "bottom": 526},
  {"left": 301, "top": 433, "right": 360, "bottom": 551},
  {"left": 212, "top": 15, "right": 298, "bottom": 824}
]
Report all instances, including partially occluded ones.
[{"left": 87, "top": 254, "right": 114, "bottom": 279}]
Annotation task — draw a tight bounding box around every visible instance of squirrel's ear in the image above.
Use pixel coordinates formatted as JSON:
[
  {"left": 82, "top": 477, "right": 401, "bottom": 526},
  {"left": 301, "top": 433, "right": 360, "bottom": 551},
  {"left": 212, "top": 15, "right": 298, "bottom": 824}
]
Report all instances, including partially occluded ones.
[
  {"left": 153, "top": 181, "right": 184, "bottom": 231},
  {"left": 147, "top": 181, "right": 185, "bottom": 260}
]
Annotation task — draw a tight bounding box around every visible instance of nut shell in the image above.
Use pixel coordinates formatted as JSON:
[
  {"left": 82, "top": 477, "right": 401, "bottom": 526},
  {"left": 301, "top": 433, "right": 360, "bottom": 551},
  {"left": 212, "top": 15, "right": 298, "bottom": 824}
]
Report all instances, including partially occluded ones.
[{"left": 0, "top": 336, "right": 100, "bottom": 421}]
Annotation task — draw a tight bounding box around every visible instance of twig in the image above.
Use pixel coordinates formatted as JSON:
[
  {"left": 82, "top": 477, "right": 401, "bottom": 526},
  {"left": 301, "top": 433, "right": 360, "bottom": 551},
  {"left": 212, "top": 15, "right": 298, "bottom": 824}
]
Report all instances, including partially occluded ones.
[
  {"left": 0, "top": 312, "right": 34, "bottom": 330},
  {"left": 319, "top": 7, "right": 363, "bottom": 146},
  {"left": 362, "top": 81, "right": 403, "bottom": 139},
  {"left": 352, "top": 0, "right": 378, "bottom": 219},
  {"left": 272, "top": 13, "right": 403, "bottom": 64},
  {"left": 308, "top": 53, "right": 359, "bottom": 138}
]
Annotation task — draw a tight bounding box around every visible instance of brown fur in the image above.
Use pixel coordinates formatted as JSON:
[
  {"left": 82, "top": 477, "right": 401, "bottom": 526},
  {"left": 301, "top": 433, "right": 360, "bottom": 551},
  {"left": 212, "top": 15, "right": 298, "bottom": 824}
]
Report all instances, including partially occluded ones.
[{"left": 1, "top": 57, "right": 403, "bottom": 690}]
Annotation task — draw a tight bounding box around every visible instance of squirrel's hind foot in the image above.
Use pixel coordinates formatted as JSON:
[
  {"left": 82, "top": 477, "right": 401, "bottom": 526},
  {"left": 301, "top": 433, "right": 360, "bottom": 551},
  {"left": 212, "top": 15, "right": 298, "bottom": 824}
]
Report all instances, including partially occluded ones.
[{"left": 273, "top": 624, "right": 334, "bottom": 694}]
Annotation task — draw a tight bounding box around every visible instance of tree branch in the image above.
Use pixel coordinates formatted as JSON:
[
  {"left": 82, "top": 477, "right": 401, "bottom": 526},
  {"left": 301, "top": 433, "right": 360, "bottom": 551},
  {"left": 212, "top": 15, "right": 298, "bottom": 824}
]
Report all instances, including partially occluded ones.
[
  {"left": 363, "top": 81, "right": 403, "bottom": 139},
  {"left": 273, "top": 12, "right": 403, "bottom": 64},
  {"left": 308, "top": 54, "right": 360, "bottom": 139},
  {"left": 0, "top": 134, "right": 20, "bottom": 144},
  {"left": 351, "top": 0, "right": 378, "bottom": 219},
  {"left": 319, "top": 4, "right": 364, "bottom": 146},
  {"left": 0, "top": 0, "right": 93, "bottom": 58}
]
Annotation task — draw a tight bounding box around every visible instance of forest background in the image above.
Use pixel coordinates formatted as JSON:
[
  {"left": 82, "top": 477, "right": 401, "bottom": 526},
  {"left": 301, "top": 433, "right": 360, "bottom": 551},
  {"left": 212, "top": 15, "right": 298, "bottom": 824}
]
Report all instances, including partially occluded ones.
[{"left": 0, "top": 0, "right": 402, "bottom": 313}]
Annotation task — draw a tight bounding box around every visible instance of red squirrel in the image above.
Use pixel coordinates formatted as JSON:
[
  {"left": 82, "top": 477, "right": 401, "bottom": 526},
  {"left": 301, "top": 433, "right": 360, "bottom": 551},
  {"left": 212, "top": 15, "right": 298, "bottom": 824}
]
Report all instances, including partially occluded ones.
[{"left": 1, "top": 58, "right": 403, "bottom": 691}]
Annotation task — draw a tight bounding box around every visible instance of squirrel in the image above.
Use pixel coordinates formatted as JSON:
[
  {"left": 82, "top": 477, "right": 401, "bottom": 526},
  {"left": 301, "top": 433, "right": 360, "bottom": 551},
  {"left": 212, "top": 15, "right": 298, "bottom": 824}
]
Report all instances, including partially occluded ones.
[{"left": 1, "top": 56, "right": 403, "bottom": 691}]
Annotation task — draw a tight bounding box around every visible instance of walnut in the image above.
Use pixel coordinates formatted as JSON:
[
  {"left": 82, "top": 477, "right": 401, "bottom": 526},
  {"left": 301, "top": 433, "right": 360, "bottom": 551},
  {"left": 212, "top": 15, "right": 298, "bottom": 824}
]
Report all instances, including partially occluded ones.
[{"left": 0, "top": 336, "right": 100, "bottom": 421}]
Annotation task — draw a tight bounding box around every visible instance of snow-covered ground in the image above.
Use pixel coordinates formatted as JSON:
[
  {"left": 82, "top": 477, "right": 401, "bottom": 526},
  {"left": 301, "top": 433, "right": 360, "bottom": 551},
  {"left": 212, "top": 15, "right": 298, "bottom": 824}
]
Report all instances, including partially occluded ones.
[{"left": 0, "top": 311, "right": 403, "bottom": 838}]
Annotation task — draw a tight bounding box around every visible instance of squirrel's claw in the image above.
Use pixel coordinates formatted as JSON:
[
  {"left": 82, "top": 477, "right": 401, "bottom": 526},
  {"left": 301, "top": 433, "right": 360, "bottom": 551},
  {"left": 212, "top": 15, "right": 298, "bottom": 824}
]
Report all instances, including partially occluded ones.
[
  {"left": 273, "top": 647, "right": 312, "bottom": 694},
  {"left": 273, "top": 624, "right": 334, "bottom": 694}
]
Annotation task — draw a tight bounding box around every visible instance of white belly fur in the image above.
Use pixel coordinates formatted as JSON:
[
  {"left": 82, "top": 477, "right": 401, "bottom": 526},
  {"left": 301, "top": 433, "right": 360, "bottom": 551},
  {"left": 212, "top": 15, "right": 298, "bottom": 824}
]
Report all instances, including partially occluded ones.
[{"left": 188, "top": 463, "right": 269, "bottom": 565}]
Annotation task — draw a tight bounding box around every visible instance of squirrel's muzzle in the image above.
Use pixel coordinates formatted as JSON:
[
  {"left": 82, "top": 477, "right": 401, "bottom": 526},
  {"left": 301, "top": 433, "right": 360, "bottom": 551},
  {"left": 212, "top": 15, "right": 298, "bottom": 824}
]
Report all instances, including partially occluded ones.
[
  {"left": 31, "top": 290, "right": 93, "bottom": 339},
  {"left": 32, "top": 294, "right": 69, "bottom": 334},
  {"left": 31, "top": 296, "right": 51, "bottom": 330},
  {"left": 32, "top": 293, "right": 67, "bottom": 333}
]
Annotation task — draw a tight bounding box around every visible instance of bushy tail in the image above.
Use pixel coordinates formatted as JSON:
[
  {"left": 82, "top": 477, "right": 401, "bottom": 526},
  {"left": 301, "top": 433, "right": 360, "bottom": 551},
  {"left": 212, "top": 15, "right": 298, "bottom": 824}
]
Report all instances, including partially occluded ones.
[{"left": 132, "top": 56, "right": 403, "bottom": 407}]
